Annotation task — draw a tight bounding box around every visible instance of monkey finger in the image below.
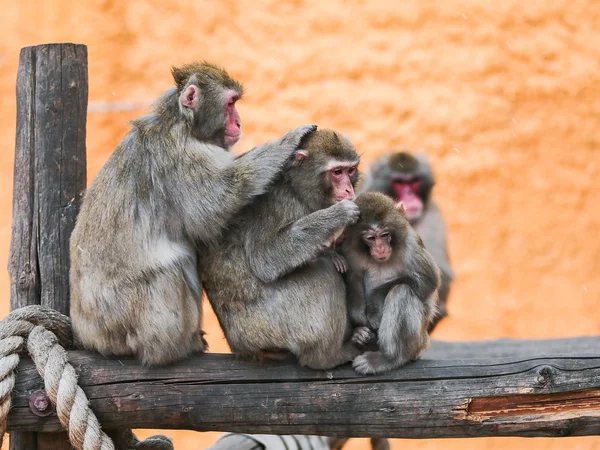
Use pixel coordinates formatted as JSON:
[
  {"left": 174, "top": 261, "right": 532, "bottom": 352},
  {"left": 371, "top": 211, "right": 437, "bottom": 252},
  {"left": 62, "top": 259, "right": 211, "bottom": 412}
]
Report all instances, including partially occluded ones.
[
  {"left": 336, "top": 199, "right": 361, "bottom": 225},
  {"left": 334, "top": 260, "right": 346, "bottom": 273},
  {"left": 351, "top": 326, "right": 375, "bottom": 346},
  {"left": 331, "top": 253, "right": 347, "bottom": 273},
  {"left": 340, "top": 260, "right": 347, "bottom": 273}
]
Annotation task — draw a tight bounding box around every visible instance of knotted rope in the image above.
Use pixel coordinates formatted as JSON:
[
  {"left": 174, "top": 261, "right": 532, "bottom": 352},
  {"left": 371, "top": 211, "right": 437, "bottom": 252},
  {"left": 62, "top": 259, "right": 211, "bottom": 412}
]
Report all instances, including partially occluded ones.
[{"left": 0, "top": 305, "right": 173, "bottom": 450}]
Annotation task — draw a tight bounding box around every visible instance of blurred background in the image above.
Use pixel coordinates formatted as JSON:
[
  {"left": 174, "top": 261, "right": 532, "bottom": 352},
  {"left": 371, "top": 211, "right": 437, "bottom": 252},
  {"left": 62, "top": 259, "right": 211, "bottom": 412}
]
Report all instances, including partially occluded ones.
[{"left": 0, "top": 0, "right": 599, "bottom": 449}]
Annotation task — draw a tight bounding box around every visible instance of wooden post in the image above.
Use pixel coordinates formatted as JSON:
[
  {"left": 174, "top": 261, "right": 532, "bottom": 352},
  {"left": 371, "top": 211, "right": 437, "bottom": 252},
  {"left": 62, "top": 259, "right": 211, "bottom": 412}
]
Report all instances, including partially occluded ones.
[{"left": 8, "top": 43, "right": 88, "bottom": 450}]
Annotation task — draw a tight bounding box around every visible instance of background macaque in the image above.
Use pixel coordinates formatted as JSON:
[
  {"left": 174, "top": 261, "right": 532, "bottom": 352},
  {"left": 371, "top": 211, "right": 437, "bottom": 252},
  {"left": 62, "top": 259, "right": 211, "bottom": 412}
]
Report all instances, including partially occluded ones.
[
  {"left": 200, "top": 129, "right": 364, "bottom": 370},
  {"left": 360, "top": 151, "right": 454, "bottom": 331},
  {"left": 340, "top": 192, "right": 441, "bottom": 375},
  {"left": 70, "top": 61, "right": 315, "bottom": 366}
]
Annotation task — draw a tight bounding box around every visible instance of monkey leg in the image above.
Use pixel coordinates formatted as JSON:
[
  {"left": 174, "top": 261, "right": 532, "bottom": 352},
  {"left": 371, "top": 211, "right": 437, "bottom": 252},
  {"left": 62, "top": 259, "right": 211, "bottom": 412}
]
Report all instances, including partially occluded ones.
[
  {"left": 370, "top": 438, "right": 391, "bottom": 450},
  {"left": 132, "top": 265, "right": 205, "bottom": 365},
  {"left": 328, "top": 437, "right": 390, "bottom": 450},
  {"left": 354, "top": 284, "right": 428, "bottom": 375},
  {"left": 298, "top": 340, "right": 362, "bottom": 370}
]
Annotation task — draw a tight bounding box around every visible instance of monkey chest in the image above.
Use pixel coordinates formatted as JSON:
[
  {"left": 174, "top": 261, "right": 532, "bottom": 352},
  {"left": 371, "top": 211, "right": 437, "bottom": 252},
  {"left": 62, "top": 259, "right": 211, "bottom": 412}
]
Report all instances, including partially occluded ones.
[{"left": 363, "top": 266, "right": 402, "bottom": 298}]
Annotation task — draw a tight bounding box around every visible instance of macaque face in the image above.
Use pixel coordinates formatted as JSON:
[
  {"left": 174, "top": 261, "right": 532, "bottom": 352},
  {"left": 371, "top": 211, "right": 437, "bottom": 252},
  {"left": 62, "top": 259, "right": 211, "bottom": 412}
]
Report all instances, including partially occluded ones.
[
  {"left": 362, "top": 226, "right": 392, "bottom": 262},
  {"left": 223, "top": 91, "right": 242, "bottom": 147},
  {"left": 329, "top": 162, "right": 358, "bottom": 202},
  {"left": 391, "top": 175, "right": 423, "bottom": 221}
]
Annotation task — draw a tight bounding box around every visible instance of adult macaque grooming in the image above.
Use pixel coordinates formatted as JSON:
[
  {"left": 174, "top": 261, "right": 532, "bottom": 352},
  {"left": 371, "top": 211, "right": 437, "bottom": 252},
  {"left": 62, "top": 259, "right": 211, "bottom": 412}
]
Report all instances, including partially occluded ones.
[
  {"left": 360, "top": 151, "right": 454, "bottom": 331},
  {"left": 70, "top": 61, "right": 316, "bottom": 366},
  {"left": 200, "top": 129, "right": 363, "bottom": 369},
  {"left": 340, "top": 192, "right": 441, "bottom": 375}
]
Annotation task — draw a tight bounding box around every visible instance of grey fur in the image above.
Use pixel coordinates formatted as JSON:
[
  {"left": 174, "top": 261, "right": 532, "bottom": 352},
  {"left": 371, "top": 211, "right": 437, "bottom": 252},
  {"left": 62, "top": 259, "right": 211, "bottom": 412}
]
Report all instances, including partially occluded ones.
[
  {"left": 199, "top": 129, "right": 363, "bottom": 370},
  {"left": 359, "top": 151, "right": 454, "bottom": 331},
  {"left": 340, "top": 192, "right": 441, "bottom": 375},
  {"left": 69, "top": 61, "right": 316, "bottom": 366}
]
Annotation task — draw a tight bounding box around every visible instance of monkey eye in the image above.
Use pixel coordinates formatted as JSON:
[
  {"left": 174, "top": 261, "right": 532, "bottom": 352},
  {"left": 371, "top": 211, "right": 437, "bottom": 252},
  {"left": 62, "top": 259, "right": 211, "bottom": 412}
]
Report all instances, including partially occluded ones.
[
  {"left": 365, "top": 235, "right": 376, "bottom": 241},
  {"left": 348, "top": 167, "right": 357, "bottom": 176},
  {"left": 380, "top": 232, "right": 390, "bottom": 238},
  {"left": 333, "top": 168, "right": 343, "bottom": 175}
]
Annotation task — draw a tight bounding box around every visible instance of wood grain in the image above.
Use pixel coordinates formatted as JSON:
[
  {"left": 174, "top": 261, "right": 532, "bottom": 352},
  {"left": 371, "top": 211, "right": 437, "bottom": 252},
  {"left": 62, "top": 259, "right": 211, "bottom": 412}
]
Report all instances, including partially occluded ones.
[
  {"left": 7, "top": 337, "right": 600, "bottom": 439},
  {"left": 9, "top": 43, "right": 88, "bottom": 450}
]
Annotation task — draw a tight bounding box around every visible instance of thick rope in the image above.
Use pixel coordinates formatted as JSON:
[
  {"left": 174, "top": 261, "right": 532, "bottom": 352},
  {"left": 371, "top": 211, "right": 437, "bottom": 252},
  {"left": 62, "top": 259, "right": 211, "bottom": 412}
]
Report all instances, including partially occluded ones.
[{"left": 0, "top": 305, "right": 173, "bottom": 450}]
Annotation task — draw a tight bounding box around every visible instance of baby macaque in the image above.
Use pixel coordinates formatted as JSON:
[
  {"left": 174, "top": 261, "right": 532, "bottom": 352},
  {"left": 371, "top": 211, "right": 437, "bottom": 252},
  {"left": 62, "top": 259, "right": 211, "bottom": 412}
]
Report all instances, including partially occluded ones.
[{"left": 340, "top": 192, "right": 441, "bottom": 374}]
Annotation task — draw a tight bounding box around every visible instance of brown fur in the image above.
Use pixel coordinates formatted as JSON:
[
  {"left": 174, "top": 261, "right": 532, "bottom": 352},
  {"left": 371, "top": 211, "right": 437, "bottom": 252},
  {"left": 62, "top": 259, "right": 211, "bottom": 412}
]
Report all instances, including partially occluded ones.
[
  {"left": 359, "top": 151, "right": 454, "bottom": 332},
  {"left": 200, "top": 129, "right": 362, "bottom": 370},
  {"left": 341, "top": 192, "right": 441, "bottom": 375},
  {"left": 69, "top": 61, "right": 315, "bottom": 365},
  {"left": 171, "top": 61, "right": 244, "bottom": 94}
]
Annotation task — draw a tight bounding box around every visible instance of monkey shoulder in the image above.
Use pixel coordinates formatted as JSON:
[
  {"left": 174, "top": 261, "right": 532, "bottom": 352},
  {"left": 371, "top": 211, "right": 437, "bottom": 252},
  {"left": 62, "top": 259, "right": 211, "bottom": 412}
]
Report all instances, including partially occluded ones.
[
  {"left": 411, "top": 202, "right": 455, "bottom": 279},
  {"left": 413, "top": 201, "right": 447, "bottom": 243},
  {"left": 184, "top": 140, "right": 235, "bottom": 167}
]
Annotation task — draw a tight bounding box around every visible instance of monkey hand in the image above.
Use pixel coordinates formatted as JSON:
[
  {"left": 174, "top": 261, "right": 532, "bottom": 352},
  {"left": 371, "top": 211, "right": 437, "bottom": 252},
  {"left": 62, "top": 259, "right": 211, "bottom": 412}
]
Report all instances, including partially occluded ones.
[
  {"left": 327, "top": 200, "right": 360, "bottom": 230},
  {"left": 331, "top": 251, "right": 348, "bottom": 273},
  {"left": 351, "top": 326, "right": 376, "bottom": 346},
  {"left": 275, "top": 124, "right": 318, "bottom": 152}
]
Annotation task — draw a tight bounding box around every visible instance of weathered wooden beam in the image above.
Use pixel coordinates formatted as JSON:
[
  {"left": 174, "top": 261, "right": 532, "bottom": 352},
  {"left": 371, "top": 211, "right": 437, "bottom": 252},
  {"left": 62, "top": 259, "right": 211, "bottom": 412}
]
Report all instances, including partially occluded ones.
[
  {"left": 7, "top": 337, "right": 600, "bottom": 439},
  {"left": 8, "top": 43, "right": 88, "bottom": 450}
]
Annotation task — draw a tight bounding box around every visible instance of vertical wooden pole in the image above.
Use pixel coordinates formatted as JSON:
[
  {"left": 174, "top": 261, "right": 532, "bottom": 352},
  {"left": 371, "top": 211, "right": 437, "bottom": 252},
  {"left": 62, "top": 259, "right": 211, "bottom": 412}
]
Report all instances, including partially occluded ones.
[{"left": 8, "top": 43, "right": 88, "bottom": 450}]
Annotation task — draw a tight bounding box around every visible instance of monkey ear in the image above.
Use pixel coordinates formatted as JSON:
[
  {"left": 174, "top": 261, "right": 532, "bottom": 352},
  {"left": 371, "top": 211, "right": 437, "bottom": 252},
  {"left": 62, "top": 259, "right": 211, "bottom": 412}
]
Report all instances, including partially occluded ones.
[
  {"left": 396, "top": 201, "right": 406, "bottom": 215},
  {"left": 293, "top": 150, "right": 308, "bottom": 167},
  {"left": 180, "top": 84, "right": 200, "bottom": 110}
]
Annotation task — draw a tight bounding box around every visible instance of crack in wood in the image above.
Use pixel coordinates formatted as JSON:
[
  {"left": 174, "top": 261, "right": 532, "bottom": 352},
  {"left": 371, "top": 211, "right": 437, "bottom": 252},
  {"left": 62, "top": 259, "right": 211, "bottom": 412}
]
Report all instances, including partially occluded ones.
[{"left": 454, "top": 388, "right": 600, "bottom": 422}]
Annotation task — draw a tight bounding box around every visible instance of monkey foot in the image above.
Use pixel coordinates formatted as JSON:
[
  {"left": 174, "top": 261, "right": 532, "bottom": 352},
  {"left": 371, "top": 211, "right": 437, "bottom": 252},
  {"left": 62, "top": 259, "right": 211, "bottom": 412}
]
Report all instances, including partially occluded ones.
[
  {"left": 351, "top": 326, "right": 375, "bottom": 346},
  {"left": 353, "top": 351, "right": 404, "bottom": 375}
]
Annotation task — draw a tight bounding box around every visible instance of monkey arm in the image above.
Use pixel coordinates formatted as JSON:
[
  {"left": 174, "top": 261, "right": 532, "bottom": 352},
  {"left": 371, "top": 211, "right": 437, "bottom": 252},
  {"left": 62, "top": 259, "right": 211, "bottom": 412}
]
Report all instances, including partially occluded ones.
[
  {"left": 179, "top": 128, "right": 316, "bottom": 243},
  {"left": 232, "top": 124, "right": 317, "bottom": 197},
  {"left": 346, "top": 275, "right": 368, "bottom": 327},
  {"left": 404, "top": 230, "right": 442, "bottom": 300},
  {"left": 416, "top": 202, "right": 455, "bottom": 280},
  {"left": 247, "top": 207, "right": 351, "bottom": 284}
]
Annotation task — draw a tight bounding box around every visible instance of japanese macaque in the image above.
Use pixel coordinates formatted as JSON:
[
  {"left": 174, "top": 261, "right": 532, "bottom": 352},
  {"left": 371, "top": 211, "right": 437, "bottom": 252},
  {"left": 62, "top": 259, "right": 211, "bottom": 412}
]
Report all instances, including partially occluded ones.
[
  {"left": 70, "top": 60, "right": 316, "bottom": 366},
  {"left": 360, "top": 151, "right": 454, "bottom": 331},
  {"left": 200, "top": 129, "right": 365, "bottom": 370},
  {"left": 340, "top": 192, "right": 441, "bottom": 375}
]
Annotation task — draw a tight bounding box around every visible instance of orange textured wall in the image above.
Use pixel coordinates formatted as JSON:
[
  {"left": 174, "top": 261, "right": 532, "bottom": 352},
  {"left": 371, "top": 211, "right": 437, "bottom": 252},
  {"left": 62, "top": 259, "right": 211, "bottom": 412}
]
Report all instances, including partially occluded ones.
[{"left": 0, "top": 1, "right": 599, "bottom": 449}]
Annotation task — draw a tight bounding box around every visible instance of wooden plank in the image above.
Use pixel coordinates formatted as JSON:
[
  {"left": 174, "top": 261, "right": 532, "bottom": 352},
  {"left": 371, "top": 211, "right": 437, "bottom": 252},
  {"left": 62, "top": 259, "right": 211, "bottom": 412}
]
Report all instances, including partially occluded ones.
[
  {"left": 6, "top": 338, "right": 600, "bottom": 439},
  {"left": 8, "top": 43, "right": 88, "bottom": 450}
]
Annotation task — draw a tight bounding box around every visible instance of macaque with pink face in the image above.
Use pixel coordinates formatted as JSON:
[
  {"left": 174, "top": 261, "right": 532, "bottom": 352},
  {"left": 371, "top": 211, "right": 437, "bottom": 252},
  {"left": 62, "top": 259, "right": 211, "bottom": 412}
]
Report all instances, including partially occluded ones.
[
  {"left": 70, "top": 61, "right": 316, "bottom": 366},
  {"left": 339, "top": 192, "right": 441, "bottom": 375},
  {"left": 359, "top": 151, "right": 455, "bottom": 332},
  {"left": 200, "top": 129, "right": 367, "bottom": 370}
]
